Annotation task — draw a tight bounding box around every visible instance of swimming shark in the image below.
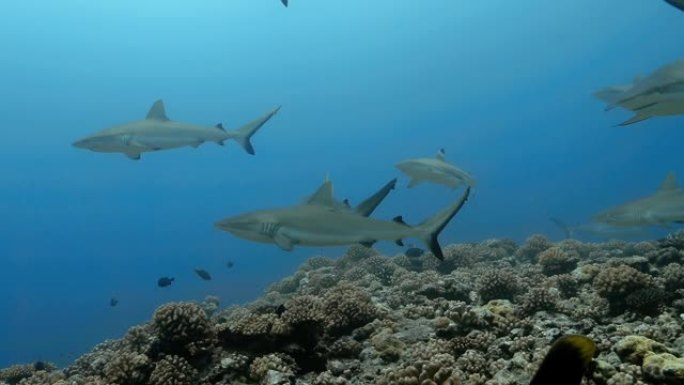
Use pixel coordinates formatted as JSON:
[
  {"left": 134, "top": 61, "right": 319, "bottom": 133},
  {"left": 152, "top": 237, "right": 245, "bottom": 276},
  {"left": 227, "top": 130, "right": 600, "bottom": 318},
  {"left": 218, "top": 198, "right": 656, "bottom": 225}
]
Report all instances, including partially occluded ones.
[
  {"left": 593, "top": 172, "right": 684, "bottom": 227},
  {"left": 595, "top": 60, "right": 684, "bottom": 125},
  {"left": 396, "top": 149, "right": 476, "bottom": 189},
  {"left": 304, "top": 177, "right": 397, "bottom": 216},
  {"left": 665, "top": 0, "right": 684, "bottom": 12},
  {"left": 550, "top": 217, "right": 655, "bottom": 241},
  {"left": 72, "top": 100, "right": 280, "bottom": 160},
  {"left": 215, "top": 181, "right": 470, "bottom": 260}
]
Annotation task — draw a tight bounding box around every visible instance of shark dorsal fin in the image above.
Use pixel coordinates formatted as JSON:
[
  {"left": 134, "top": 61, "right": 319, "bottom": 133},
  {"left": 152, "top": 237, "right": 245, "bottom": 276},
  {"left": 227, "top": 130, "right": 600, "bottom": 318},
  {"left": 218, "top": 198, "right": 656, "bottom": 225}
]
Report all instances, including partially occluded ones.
[
  {"left": 306, "top": 178, "right": 335, "bottom": 207},
  {"left": 146, "top": 100, "right": 169, "bottom": 121},
  {"left": 436, "top": 148, "right": 446, "bottom": 161},
  {"left": 215, "top": 123, "right": 226, "bottom": 131},
  {"left": 660, "top": 171, "right": 678, "bottom": 192}
]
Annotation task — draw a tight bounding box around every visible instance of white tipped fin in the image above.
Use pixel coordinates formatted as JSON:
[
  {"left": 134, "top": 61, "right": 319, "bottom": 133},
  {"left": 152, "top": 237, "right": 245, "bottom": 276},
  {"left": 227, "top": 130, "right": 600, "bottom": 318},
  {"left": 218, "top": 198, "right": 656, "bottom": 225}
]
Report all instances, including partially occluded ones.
[
  {"left": 146, "top": 100, "right": 169, "bottom": 121},
  {"left": 274, "top": 232, "right": 294, "bottom": 251},
  {"left": 436, "top": 148, "right": 446, "bottom": 161},
  {"left": 660, "top": 171, "right": 678, "bottom": 191}
]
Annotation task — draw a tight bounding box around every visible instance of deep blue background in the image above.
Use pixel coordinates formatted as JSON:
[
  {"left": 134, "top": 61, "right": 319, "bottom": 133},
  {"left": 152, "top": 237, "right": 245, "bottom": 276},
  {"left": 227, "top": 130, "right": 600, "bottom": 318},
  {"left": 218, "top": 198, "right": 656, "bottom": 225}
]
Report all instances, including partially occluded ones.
[{"left": 0, "top": 0, "right": 682, "bottom": 366}]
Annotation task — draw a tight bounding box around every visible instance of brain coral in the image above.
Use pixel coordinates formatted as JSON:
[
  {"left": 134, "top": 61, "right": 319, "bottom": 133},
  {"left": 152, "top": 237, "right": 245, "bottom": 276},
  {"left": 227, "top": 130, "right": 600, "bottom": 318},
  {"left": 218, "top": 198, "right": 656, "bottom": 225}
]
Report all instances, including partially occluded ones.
[
  {"left": 148, "top": 355, "right": 197, "bottom": 385},
  {"left": 152, "top": 302, "right": 215, "bottom": 356}
]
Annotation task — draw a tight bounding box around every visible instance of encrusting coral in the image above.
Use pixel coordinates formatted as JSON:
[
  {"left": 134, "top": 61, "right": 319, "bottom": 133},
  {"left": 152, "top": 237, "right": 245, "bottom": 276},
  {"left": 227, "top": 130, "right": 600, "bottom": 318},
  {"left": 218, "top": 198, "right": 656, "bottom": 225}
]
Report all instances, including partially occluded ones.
[{"left": 7, "top": 235, "right": 684, "bottom": 385}]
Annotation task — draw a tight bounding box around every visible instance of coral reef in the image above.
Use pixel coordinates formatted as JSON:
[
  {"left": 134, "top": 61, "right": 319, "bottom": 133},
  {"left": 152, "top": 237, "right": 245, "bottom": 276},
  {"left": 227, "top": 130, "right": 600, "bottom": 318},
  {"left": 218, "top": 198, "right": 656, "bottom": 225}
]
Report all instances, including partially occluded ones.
[{"left": 6, "top": 238, "right": 684, "bottom": 385}]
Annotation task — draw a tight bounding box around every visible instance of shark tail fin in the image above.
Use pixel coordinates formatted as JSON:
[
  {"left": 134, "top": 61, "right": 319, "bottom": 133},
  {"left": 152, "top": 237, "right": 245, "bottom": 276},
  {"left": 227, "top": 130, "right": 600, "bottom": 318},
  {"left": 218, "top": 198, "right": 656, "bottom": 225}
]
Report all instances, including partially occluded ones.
[
  {"left": 593, "top": 86, "right": 630, "bottom": 111},
  {"left": 550, "top": 217, "right": 573, "bottom": 239},
  {"left": 232, "top": 106, "right": 281, "bottom": 155},
  {"left": 416, "top": 187, "right": 470, "bottom": 260}
]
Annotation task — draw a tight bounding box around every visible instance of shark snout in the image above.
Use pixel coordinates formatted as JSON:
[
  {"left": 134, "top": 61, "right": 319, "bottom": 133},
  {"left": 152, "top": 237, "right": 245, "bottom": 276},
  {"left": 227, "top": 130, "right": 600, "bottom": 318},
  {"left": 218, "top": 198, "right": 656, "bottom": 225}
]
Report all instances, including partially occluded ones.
[{"left": 72, "top": 138, "right": 90, "bottom": 149}]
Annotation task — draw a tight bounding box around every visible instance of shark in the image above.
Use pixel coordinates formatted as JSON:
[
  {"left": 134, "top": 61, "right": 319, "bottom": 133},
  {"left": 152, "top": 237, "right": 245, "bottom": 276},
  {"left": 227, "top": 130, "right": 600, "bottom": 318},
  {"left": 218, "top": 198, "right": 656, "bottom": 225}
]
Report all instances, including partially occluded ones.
[
  {"left": 395, "top": 149, "right": 476, "bottom": 189},
  {"left": 665, "top": 0, "right": 684, "bottom": 11},
  {"left": 72, "top": 100, "right": 280, "bottom": 160},
  {"left": 215, "top": 180, "right": 470, "bottom": 260},
  {"left": 304, "top": 177, "right": 398, "bottom": 216},
  {"left": 549, "top": 217, "right": 655, "bottom": 241},
  {"left": 595, "top": 60, "right": 684, "bottom": 125},
  {"left": 593, "top": 172, "right": 684, "bottom": 227}
]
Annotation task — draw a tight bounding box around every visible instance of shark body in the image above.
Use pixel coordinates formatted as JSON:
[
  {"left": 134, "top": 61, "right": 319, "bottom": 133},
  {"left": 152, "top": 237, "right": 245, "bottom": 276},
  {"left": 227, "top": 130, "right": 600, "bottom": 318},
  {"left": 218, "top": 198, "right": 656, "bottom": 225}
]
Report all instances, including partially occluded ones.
[
  {"left": 396, "top": 149, "right": 476, "bottom": 189},
  {"left": 595, "top": 60, "right": 684, "bottom": 126},
  {"left": 550, "top": 217, "right": 655, "bottom": 241},
  {"left": 594, "top": 172, "right": 684, "bottom": 227},
  {"left": 665, "top": 0, "right": 684, "bottom": 12},
  {"left": 73, "top": 100, "right": 280, "bottom": 160},
  {"left": 215, "top": 179, "right": 470, "bottom": 260}
]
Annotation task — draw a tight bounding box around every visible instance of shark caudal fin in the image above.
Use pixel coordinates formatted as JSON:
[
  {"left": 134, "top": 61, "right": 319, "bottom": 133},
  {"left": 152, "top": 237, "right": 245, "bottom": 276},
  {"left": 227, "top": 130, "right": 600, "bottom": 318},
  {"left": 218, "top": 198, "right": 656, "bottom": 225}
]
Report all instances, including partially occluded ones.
[
  {"left": 594, "top": 86, "right": 630, "bottom": 111},
  {"left": 550, "top": 217, "right": 573, "bottom": 239},
  {"left": 416, "top": 187, "right": 470, "bottom": 260},
  {"left": 354, "top": 178, "right": 397, "bottom": 217},
  {"left": 232, "top": 106, "right": 281, "bottom": 155},
  {"left": 529, "top": 335, "right": 596, "bottom": 385}
]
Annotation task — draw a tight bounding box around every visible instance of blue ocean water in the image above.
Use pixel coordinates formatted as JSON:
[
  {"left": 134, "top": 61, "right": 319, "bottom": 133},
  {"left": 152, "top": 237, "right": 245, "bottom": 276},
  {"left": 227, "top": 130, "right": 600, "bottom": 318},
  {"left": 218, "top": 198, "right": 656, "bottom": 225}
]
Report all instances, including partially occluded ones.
[{"left": 0, "top": 0, "right": 682, "bottom": 367}]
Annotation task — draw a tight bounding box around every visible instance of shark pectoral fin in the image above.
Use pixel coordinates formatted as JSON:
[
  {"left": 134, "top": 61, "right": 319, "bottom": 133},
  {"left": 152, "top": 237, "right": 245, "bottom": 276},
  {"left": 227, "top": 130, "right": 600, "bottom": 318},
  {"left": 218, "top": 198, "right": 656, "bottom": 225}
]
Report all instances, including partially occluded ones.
[
  {"left": 273, "top": 233, "right": 294, "bottom": 251},
  {"left": 125, "top": 152, "right": 141, "bottom": 160},
  {"left": 618, "top": 113, "right": 649, "bottom": 126}
]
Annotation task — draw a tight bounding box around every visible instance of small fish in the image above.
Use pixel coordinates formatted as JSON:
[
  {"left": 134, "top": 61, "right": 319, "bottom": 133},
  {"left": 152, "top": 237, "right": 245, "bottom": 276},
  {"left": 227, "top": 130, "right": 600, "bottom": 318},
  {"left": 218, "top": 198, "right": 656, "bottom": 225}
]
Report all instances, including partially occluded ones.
[
  {"left": 226, "top": 261, "right": 235, "bottom": 269},
  {"left": 194, "top": 269, "right": 212, "bottom": 281},
  {"left": 665, "top": 0, "right": 684, "bottom": 12},
  {"left": 275, "top": 304, "right": 286, "bottom": 316},
  {"left": 529, "top": 335, "right": 596, "bottom": 385},
  {"left": 405, "top": 247, "right": 425, "bottom": 258},
  {"left": 109, "top": 297, "right": 119, "bottom": 307},
  {"left": 157, "top": 277, "right": 175, "bottom": 287}
]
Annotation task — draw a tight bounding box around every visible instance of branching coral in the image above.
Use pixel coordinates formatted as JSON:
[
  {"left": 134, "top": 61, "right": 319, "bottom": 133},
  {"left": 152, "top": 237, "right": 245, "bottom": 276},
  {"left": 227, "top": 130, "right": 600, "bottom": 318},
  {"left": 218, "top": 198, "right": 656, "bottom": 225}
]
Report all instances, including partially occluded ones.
[
  {"left": 537, "top": 246, "right": 578, "bottom": 276},
  {"left": 152, "top": 302, "right": 216, "bottom": 356},
  {"left": 103, "top": 352, "right": 151, "bottom": 385},
  {"left": 476, "top": 268, "right": 522, "bottom": 302},
  {"left": 516, "top": 234, "right": 553, "bottom": 262},
  {"left": 593, "top": 265, "right": 656, "bottom": 313},
  {"left": 322, "top": 282, "right": 377, "bottom": 334},
  {"left": 148, "top": 355, "right": 197, "bottom": 385}
]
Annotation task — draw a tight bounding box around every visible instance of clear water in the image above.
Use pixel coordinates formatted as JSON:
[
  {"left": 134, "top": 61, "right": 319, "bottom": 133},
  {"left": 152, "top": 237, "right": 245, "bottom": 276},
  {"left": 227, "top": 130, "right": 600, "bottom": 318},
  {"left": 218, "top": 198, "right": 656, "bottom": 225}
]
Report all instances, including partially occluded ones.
[{"left": 0, "top": 0, "right": 682, "bottom": 367}]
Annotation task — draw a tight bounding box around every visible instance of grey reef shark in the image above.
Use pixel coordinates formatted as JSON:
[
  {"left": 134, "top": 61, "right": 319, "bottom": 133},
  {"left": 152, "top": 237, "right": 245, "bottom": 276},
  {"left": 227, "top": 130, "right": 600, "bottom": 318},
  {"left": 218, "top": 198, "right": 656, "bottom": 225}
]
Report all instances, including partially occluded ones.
[
  {"left": 215, "top": 178, "right": 470, "bottom": 260},
  {"left": 395, "top": 149, "right": 476, "bottom": 189},
  {"left": 549, "top": 217, "right": 653, "bottom": 241},
  {"left": 594, "top": 171, "right": 684, "bottom": 227},
  {"left": 665, "top": 0, "right": 684, "bottom": 12},
  {"left": 594, "top": 60, "right": 684, "bottom": 126},
  {"left": 72, "top": 100, "right": 280, "bottom": 160}
]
